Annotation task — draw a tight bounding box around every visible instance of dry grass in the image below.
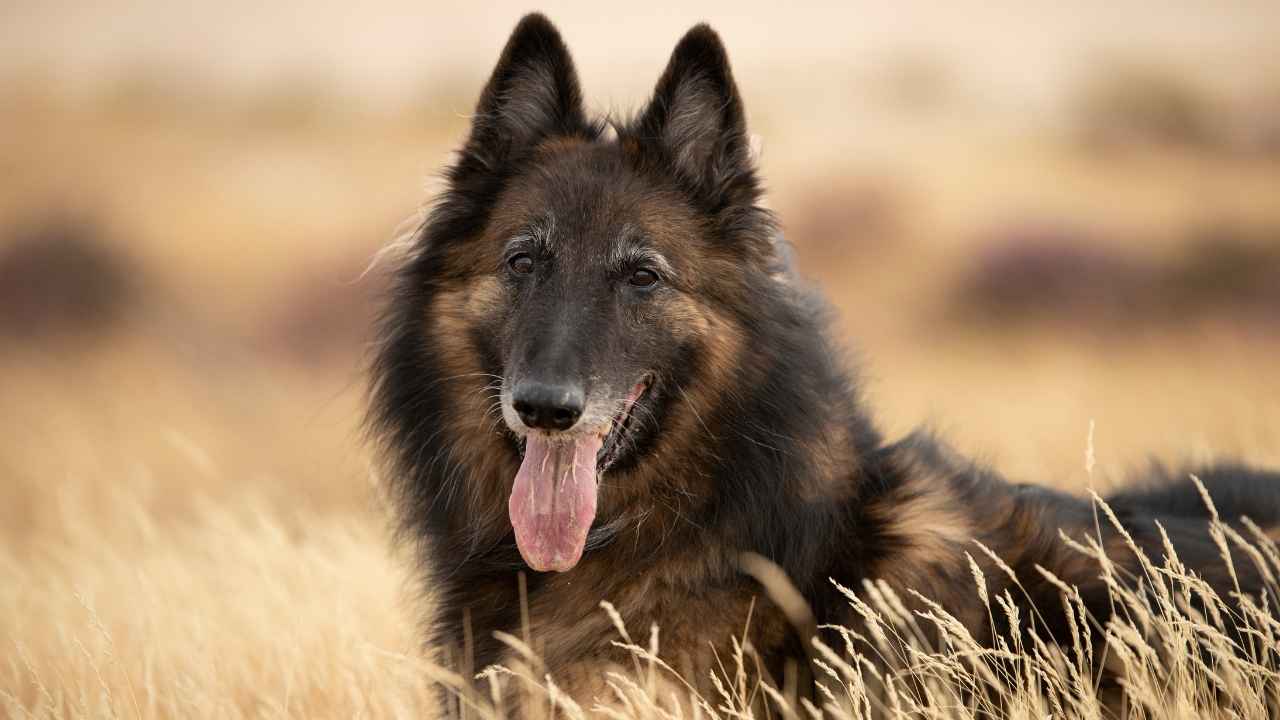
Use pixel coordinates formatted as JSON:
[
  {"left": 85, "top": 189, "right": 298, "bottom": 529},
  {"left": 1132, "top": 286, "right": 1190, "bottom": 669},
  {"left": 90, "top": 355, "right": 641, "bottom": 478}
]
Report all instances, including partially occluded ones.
[
  {"left": 2, "top": 488, "right": 434, "bottom": 718},
  {"left": 4, "top": 75, "right": 1280, "bottom": 717},
  {"left": 8, "top": 424, "right": 1280, "bottom": 719}
]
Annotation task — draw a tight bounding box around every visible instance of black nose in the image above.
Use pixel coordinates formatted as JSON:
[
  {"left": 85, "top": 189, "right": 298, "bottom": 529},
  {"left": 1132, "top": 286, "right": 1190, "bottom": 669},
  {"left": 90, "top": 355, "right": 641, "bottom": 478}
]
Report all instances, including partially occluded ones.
[{"left": 512, "top": 381, "right": 584, "bottom": 431}]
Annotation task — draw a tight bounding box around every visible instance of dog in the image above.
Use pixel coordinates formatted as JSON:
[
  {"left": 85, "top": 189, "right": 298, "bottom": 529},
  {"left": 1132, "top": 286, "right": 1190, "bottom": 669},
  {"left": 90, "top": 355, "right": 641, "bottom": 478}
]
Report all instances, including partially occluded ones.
[{"left": 368, "top": 13, "right": 1280, "bottom": 713}]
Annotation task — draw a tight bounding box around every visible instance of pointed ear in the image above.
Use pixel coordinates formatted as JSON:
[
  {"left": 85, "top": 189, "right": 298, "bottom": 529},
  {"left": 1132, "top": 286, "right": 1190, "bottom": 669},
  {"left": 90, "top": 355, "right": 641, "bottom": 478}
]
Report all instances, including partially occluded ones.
[
  {"left": 462, "top": 14, "right": 587, "bottom": 170},
  {"left": 632, "top": 25, "right": 757, "bottom": 207}
]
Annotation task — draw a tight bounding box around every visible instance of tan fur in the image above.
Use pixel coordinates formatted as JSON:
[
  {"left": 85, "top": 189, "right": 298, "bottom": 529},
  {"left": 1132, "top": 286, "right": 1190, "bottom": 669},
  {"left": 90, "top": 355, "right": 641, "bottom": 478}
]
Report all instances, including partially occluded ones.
[
  {"left": 503, "top": 531, "right": 792, "bottom": 705},
  {"left": 428, "top": 278, "right": 514, "bottom": 537},
  {"left": 869, "top": 455, "right": 976, "bottom": 587},
  {"left": 797, "top": 422, "right": 857, "bottom": 503}
]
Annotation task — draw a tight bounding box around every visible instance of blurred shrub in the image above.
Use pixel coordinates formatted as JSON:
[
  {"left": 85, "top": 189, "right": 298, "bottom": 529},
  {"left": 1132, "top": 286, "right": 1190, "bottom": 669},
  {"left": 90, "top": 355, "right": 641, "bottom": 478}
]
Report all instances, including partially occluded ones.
[
  {"left": 1235, "top": 86, "right": 1280, "bottom": 158},
  {"left": 950, "top": 219, "right": 1280, "bottom": 333},
  {"left": 96, "top": 70, "right": 188, "bottom": 116},
  {"left": 1074, "top": 65, "right": 1218, "bottom": 151},
  {"left": 783, "top": 181, "right": 903, "bottom": 274},
  {"left": 1163, "top": 226, "right": 1280, "bottom": 320},
  {"left": 243, "top": 75, "right": 340, "bottom": 132},
  {"left": 873, "top": 56, "right": 955, "bottom": 114},
  {"left": 257, "top": 249, "right": 388, "bottom": 368},
  {"left": 950, "top": 221, "right": 1148, "bottom": 326},
  {"left": 1074, "top": 65, "right": 1280, "bottom": 160},
  {"left": 0, "top": 215, "right": 138, "bottom": 344}
]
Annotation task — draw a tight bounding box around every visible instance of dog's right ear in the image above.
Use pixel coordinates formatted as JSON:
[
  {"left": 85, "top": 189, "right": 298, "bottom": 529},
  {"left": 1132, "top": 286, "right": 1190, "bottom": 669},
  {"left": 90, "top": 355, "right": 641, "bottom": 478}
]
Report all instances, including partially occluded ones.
[{"left": 460, "top": 14, "right": 587, "bottom": 172}]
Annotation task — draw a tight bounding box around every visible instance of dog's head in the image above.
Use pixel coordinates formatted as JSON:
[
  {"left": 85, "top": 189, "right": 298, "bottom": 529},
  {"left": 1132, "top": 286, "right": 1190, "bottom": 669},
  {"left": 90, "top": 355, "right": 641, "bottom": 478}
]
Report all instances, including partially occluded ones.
[{"left": 381, "top": 14, "right": 784, "bottom": 572}]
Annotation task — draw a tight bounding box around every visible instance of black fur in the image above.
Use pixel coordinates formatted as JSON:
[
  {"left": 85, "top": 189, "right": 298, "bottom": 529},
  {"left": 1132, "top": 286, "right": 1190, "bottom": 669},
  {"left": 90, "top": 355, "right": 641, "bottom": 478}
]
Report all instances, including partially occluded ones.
[{"left": 368, "top": 13, "right": 1280, "bottom": 713}]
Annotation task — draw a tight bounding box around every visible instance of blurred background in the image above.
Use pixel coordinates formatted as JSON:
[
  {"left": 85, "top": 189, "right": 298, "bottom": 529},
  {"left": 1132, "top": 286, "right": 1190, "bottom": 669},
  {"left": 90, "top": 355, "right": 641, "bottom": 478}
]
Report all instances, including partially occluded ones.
[{"left": 3, "top": 2, "right": 1280, "bottom": 716}]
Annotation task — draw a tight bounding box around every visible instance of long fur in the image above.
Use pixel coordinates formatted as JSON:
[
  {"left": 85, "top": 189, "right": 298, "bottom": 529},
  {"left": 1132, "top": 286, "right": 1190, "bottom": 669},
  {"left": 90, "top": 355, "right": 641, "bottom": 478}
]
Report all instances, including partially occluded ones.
[{"left": 368, "top": 13, "right": 1280, "bottom": 712}]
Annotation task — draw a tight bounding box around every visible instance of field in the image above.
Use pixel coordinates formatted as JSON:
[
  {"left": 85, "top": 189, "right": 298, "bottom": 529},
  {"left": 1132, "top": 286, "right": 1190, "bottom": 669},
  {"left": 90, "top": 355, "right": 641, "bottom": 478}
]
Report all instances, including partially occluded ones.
[{"left": 4, "top": 4, "right": 1280, "bottom": 717}]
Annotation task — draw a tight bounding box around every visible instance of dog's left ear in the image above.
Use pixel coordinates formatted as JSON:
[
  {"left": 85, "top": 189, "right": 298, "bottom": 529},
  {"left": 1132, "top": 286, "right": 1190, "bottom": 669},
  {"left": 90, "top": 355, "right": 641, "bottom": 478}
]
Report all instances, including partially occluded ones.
[{"left": 632, "top": 25, "right": 757, "bottom": 209}]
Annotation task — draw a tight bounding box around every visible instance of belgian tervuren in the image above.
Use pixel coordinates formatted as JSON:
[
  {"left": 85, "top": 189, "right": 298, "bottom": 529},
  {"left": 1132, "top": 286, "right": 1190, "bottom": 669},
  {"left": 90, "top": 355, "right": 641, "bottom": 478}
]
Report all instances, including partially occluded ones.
[{"left": 368, "top": 13, "right": 1280, "bottom": 713}]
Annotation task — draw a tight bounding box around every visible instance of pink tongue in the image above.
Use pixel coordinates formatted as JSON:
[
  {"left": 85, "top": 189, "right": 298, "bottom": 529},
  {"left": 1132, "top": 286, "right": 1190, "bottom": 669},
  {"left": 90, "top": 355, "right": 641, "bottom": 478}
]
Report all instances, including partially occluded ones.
[{"left": 508, "top": 433, "right": 601, "bottom": 572}]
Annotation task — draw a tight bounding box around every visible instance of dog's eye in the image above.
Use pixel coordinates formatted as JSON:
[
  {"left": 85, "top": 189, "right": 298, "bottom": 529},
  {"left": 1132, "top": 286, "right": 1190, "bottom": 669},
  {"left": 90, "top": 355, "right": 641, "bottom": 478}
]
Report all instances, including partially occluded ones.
[
  {"left": 508, "top": 253, "right": 534, "bottom": 275},
  {"left": 628, "top": 268, "right": 660, "bottom": 288}
]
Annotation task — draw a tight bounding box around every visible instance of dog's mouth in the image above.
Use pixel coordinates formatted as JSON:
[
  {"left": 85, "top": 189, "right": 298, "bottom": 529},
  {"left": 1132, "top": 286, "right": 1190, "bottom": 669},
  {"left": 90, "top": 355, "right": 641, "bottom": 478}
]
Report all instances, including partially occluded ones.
[
  {"left": 508, "top": 377, "right": 650, "bottom": 573},
  {"left": 597, "top": 377, "right": 650, "bottom": 472}
]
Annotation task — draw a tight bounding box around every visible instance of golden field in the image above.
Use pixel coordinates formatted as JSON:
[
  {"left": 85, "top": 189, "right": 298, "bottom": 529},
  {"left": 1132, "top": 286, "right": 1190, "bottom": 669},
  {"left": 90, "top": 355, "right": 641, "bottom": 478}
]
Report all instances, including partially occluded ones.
[{"left": 4, "top": 4, "right": 1280, "bottom": 717}]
